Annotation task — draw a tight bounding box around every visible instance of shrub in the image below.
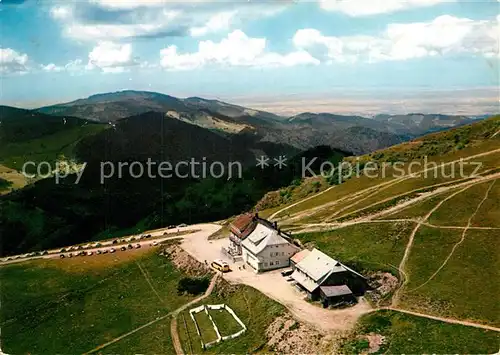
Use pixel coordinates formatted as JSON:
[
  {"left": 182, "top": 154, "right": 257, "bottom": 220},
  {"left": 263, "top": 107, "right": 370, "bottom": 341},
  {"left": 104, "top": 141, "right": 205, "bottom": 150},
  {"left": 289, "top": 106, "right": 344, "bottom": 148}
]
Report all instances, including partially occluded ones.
[{"left": 177, "top": 277, "right": 210, "bottom": 295}]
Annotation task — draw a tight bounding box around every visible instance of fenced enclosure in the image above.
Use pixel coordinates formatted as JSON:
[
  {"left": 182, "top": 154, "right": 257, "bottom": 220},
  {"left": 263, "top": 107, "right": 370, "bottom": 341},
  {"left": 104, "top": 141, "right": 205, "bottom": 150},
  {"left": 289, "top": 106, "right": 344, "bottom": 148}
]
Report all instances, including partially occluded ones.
[{"left": 189, "top": 304, "right": 247, "bottom": 349}]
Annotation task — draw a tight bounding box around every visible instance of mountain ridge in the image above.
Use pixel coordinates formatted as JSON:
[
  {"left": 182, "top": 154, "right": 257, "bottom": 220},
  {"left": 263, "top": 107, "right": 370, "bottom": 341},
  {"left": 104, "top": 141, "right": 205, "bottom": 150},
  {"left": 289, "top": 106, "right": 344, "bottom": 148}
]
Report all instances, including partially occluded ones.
[{"left": 31, "top": 90, "right": 487, "bottom": 155}]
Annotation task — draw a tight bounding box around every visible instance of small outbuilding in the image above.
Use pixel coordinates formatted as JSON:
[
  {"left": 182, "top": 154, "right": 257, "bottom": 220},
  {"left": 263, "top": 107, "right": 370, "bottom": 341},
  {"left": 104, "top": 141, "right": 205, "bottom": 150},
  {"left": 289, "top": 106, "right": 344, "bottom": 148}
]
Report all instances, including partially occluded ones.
[{"left": 319, "top": 285, "right": 356, "bottom": 307}]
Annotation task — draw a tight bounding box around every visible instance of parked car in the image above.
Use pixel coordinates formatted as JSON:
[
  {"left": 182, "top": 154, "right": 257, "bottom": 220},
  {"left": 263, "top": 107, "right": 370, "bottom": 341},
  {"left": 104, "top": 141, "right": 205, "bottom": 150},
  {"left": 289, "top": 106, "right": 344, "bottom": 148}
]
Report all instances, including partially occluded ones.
[
  {"left": 60, "top": 254, "right": 65, "bottom": 259},
  {"left": 281, "top": 269, "right": 293, "bottom": 277},
  {"left": 87, "top": 251, "right": 93, "bottom": 256},
  {"left": 112, "top": 240, "right": 118, "bottom": 244},
  {"left": 135, "top": 244, "right": 141, "bottom": 249},
  {"left": 96, "top": 250, "right": 102, "bottom": 255},
  {"left": 145, "top": 234, "right": 152, "bottom": 238},
  {"left": 110, "top": 248, "right": 116, "bottom": 253},
  {"left": 152, "top": 241, "right": 159, "bottom": 246},
  {"left": 68, "top": 253, "right": 73, "bottom": 258},
  {"left": 167, "top": 225, "right": 176, "bottom": 229},
  {"left": 41, "top": 251, "right": 48, "bottom": 255},
  {"left": 60, "top": 248, "right": 66, "bottom": 253},
  {"left": 177, "top": 223, "right": 187, "bottom": 228},
  {"left": 102, "top": 250, "right": 108, "bottom": 254},
  {"left": 120, "top": 246, "right": 127, "bottom": 251},
  {"left": 127, "top": 244, "right": 133, "bottom": 249}
]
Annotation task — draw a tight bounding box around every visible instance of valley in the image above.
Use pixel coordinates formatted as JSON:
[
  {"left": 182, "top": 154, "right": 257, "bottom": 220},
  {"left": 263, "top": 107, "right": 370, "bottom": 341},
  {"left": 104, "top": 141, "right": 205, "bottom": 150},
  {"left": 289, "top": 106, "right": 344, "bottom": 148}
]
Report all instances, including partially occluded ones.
[{"left": 0, "top": 94, "right": 499, "bottom": 354}]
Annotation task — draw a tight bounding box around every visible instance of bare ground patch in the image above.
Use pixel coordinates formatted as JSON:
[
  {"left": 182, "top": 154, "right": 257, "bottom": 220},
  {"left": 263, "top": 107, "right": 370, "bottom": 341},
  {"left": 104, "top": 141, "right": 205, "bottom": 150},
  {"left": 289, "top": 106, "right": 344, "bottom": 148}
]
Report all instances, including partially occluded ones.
[
  {"left": 266, "top": 313, "right": 344, "bottom": 354},
  {"left": 161, "top": 244, "right": 211, "bottom": 277}
]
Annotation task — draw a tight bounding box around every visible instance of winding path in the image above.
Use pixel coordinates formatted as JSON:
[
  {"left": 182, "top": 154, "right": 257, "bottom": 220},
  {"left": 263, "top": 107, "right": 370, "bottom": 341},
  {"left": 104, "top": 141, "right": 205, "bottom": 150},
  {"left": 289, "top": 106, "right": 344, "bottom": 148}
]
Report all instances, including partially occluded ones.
[
  {"left": 409, "top": 179, "right": 497, "bottom": 292},
  {"left": 380, "top": 307, "right": 500, "bottom": 332}
]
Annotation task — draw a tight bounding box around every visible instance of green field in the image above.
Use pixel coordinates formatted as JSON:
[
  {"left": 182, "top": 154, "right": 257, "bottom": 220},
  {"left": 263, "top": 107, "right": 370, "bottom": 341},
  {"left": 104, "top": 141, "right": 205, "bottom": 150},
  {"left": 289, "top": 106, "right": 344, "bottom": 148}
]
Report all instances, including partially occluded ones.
[
  {"left": 400, "top": 228, "right": 500, "bottom": 326},
  {"left": 209, "top": 307, "right": 244, "bottom": 336},
  {"left": 429, "top": 180, "right": 496, "bottom": 226},
  {"left": 378, "top": 189, "right": 459, "bottom": 220},
  {"left": 472, "top": 179, "right": 500, "bottom": 227},
  {"left": 345, "top": 310, "right": 499, "bottom": 354},
  {"left": 178, "top": 282, "right": 284, "bottom": 354},
  {"left": 295, "top": 221, "right": 415, "bottom": 274},
  {"left": 194, "top": 310, "right": 219, "bottom": 344},
  {"left": 0, "top": 250, "right": 197, "bottom": 354}
]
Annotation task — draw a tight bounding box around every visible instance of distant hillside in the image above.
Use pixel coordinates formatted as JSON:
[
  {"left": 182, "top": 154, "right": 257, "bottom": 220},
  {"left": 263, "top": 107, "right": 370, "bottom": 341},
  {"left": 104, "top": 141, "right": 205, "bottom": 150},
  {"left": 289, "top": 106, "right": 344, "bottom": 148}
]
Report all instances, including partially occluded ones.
[
  {"left": 0, "top": 105, "right": 94, "bottom": 143},
  {"left": 35, "top": 90, "right": 485, "bottom": 155},
  {"left": 75, "top": 111, "right": 297, "bottom": 170},
  {"left": 263, "top": 116, "right": 500, "bottom": 336},
  {"left": 0, "top": 106, "right": 106, "bottom": 171}
]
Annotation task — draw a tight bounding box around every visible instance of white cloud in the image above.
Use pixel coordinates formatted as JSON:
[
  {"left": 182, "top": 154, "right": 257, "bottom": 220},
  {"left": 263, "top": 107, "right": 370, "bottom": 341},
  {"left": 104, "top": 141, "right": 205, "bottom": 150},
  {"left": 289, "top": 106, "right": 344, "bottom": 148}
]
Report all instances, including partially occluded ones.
[
  {"left": 190, "top": 11, "right": 236, "bottom": 37},
  {"left": 319, "top": 0, "right": 452, "bottom": 16},
  {"left": 89, "top": 0, "right": 181, "bottom": 9},
  {"left": 0, "top": 48, "right": 29, "bottom": 75},
  {"left": 87, "top": 42, "right": 138, "bottom": 72},
  {"left": 294, "top": 15, "right": 500, "bottom": 63},
  {"left": 50, "top": 2, "right": 287, "bottom": 42},
  {"left": 41, "top": 63, "right": 64, "bottom": 72},
  {"left": 50, "top": 6, "right": 71, "bottom": 20},
  {"left": 160, "top": 30, "right": 319, "bottom": 70}
]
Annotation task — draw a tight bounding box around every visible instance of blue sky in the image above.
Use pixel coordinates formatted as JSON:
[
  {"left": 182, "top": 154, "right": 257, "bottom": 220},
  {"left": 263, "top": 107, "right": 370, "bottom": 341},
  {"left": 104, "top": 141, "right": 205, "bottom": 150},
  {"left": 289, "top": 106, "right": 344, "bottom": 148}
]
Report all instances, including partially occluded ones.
[{"left": 0, "top": 0, "right": 498, "bottom": 114}]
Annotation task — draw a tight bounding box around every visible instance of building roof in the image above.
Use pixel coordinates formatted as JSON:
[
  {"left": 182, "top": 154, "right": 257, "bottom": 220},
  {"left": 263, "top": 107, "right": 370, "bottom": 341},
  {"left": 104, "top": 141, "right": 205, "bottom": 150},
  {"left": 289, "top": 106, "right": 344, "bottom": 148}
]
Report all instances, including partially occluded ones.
[
  {"left": 292, "top": 248, "right": 366, "bottom": 293},
  {"left": 241, "top": 222, "right": 297, "bottom": 256},
  {"left": 291, "top": 270, "right": 319, "bottom": 293},
  {"left": 295, "top": 248, "right": 345, "bottom": 282},
  {"left": 230, "top": 213, "right": 256, "bottom": 239},
  {"left": 320, "top": 285, "right": 353, "bottom": 298},
  {"left": 290, "top": 249, "right": 311, "bottom": 264}
]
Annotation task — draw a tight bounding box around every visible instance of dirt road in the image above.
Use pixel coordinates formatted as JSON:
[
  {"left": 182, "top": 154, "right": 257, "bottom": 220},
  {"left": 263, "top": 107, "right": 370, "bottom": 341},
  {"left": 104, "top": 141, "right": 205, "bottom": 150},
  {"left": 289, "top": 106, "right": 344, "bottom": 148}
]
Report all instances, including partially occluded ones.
[
  {"left": 180, "top": 228, "right": 372, "bottom": 332},
  {"left": 0, "top": 224, "right": 220, "bottom": 266}
]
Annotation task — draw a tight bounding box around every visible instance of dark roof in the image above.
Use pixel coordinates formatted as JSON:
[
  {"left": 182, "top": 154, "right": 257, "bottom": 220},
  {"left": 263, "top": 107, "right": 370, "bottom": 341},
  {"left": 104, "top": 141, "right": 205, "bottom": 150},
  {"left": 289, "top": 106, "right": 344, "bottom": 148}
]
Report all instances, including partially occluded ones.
[
  {"left": 320, "top": 285, "right": 353, "bottom": 297},
  {"left": 230, "top": 214, "right": 256, "bottom": 239}
]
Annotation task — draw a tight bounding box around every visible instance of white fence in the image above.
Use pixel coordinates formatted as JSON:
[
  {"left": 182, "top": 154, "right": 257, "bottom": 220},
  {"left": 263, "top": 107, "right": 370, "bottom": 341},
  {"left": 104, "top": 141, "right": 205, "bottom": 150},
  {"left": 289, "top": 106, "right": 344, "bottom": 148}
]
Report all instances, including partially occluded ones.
[{"left": 189, "top": 304, "right": 247, "bottom": 349}]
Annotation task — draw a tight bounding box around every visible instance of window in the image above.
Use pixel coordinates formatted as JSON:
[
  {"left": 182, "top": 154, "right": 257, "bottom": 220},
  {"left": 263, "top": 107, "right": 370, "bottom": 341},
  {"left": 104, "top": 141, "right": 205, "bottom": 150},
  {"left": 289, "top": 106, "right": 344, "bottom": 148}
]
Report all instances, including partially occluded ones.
[
  {"left": 276, "top": 260, "right": 280, "bottom": 265},
  {"left": 270, "top": 261, "right": 274, "bottom": 266},
  {"left": 282, "top": 252, "right": 285, "bottom": 256}
]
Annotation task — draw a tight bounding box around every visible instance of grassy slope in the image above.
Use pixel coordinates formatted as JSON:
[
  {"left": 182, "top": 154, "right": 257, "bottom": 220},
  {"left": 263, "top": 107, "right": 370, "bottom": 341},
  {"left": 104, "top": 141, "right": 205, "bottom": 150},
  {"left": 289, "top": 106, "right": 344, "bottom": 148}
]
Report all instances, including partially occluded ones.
[
  {"left": 0, "top": 124, "right": 106, "bottom": 171},
  {"left": 400, "top": 228, "right": 500, "bottom": 326},
  {"left": 271, "top": 116, "right": 500, "bottom": 220},
  {"left": 0, "top": 164, "right": 27, "bottom": 192},
  {"left": 0, "top": 250, "right": 196, "bottom": 354},
  {"left": 472, "top": 179, "right": 500, "bottom": 227},
  {"left": 377, "top": 189, "right": 459, "bottom": 220},
  {"left": 346, "top": 310, "right": 499, "bottom": 354},
  {"left": 297, "top": 149, "right": 500, "bottom": 224},
  {"left": 178, "top": 282, "right": 285, "bottom": 354},
  {"left": 428, "top": 180, "right": 496, "bottom": 226},
  {"left": 295, "top": 221, "right": 415, "bottom": 274}
]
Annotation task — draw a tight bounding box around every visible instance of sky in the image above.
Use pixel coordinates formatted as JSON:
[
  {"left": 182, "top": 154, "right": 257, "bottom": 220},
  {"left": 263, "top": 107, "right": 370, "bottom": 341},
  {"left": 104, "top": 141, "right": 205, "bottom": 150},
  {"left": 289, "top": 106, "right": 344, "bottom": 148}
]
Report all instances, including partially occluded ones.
[{"left": 0, "top": 0, "right": 499, "bottom": 115}]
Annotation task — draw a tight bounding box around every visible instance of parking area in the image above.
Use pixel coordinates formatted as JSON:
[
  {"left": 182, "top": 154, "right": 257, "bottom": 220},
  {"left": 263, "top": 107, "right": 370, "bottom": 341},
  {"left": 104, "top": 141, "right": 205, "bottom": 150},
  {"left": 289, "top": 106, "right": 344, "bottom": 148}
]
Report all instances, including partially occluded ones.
[{"left": 0, "top": 223, "right": 219, "bottom": 265}]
